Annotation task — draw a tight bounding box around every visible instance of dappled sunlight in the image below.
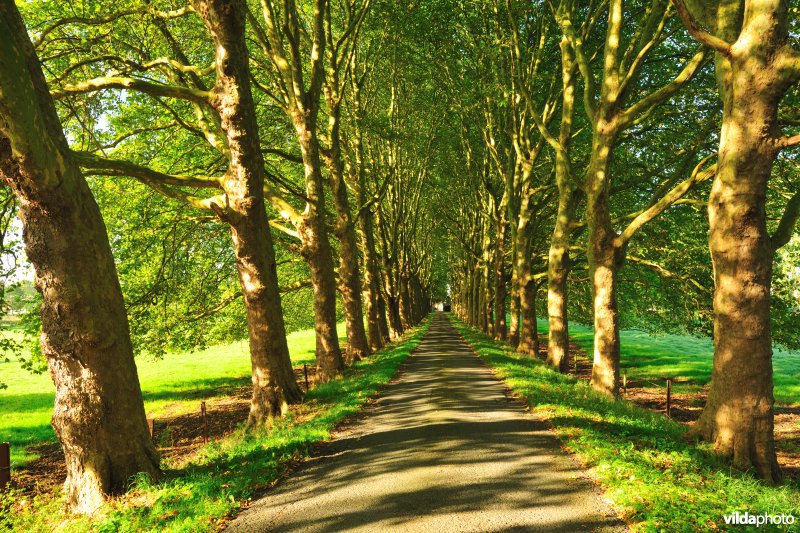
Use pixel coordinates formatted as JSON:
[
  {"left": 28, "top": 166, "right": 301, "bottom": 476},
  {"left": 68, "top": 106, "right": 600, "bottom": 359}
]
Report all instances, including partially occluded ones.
[{"left": 226, "top": 314, "right": 622, "bottom": 532}]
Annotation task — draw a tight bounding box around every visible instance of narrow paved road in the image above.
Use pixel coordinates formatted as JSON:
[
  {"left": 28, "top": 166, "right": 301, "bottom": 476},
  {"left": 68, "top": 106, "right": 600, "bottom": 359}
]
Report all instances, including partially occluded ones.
[{"left": 226, "top": 313, "right": 624, "bottom": 532}]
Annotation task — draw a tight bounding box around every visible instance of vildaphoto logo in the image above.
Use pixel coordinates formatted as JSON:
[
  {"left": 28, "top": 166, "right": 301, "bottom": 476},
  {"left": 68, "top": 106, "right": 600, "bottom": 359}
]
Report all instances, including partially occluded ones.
[{"left": 723, "top": 512, "right": 795, "bottom": 527}]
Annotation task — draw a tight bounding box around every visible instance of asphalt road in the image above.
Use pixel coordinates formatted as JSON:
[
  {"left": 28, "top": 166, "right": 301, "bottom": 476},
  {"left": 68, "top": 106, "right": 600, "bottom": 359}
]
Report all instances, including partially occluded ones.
[{"left": 225, "top": 313, "right": 625, "bottom": 532}]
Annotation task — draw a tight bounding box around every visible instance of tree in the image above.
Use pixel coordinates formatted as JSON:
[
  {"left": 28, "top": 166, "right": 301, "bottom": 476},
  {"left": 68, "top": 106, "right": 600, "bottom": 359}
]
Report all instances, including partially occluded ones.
[
  {"left": 35, "top": 0, "right": 303, "bottom": 423},
  {"left": 673, "top": 0, "right": 800, "bottom": 482},
  {"left": 0, "top": 0, "right": 158, "bottom": 512},
  {"left": 191, "top": 0, "right": 303, "bottom": 424},
  {"left": 560, "top": 0, "right": 712, "bottom": 396},
  {"left": 247, "top": 0, "right": 346, "bottom": 380}
]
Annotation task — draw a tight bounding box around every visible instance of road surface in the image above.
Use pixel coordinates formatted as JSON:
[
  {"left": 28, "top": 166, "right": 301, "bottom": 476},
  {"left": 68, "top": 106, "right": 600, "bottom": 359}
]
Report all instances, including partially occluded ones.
[{"left": 225, "top": 313, "right": 624, "bottom": 532}]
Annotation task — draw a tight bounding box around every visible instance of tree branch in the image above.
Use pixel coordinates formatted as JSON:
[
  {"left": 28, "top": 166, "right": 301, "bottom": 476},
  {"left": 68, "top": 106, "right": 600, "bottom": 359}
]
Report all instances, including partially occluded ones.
[
  {"left": 620, "top": 48, "right": 708, "bottom": 128},
  {"left": 73, "top": 151, "right": 223, "bottom": 188},
  {"left": 616, "top": 153, "right": 716, "bottom": 248},
  {"left": 670, "top": 0, "right": 733, "bottom": 57},
  {"left": 51, "top": 76, "right": 210, "bottom": 104},
  {"left": 771, "top": 190, "right": 800, "bottom": 251}
]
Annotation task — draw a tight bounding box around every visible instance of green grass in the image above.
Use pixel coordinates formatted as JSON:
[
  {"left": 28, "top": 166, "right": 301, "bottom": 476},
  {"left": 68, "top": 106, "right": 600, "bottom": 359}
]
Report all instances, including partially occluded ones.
[
  {"left": 454, "top": 316, "right": 800, "bottom": 532},
  {"left": 533, "top": 319, "right": 800, "bottom": 404},
  {"left": 5, "top": 318, "right": 429, "bottom": 532},
  {"left": 0, "top": 323, "right": 345, "bottom": 466}
]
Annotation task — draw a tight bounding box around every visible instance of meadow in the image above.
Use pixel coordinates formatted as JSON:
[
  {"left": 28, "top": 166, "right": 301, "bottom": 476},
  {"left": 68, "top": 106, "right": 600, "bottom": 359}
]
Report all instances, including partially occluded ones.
[
  {"left": 0, "top": 323, "right": 345, "bottom": 466},
  {"left": 536, "top": 319, "right": 800, "bottom": 404}
]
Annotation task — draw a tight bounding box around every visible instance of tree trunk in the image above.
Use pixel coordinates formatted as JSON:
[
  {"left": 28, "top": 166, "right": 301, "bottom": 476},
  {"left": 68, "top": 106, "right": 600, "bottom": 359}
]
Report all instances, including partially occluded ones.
[
  {"left": 358, "top": 205, "right": 385, "bottom": 351},
  {"left": 508, "top": 265, "right": 520, "bottom": 346},
  {"left": 493, "top": 212, "right": 508, "bottom": 340},
  {"left": 385, "top": 290, "right": 403, "bottom": 339},
  {"left": 398, "top": 272, "right": 413, "bottom": 330},
  {"left": 546, "top": 34, "right": 577, "bottom": 374},
  {"left": 687, "top": 1, "right": 797, "bottom": 482},
  {"left": 376, "top": 288, "right": 391, "bottom": 342},
  {"left": 546, "top": 222, "right": 571, "bottom": 372},
  {"left": 482, "top": 234, "right": 494, "bottom": 336},
  {"left": 513, "top": 163, "right": 536, "bottom": 354},
  {"left": 294, "top": 122, "right": 344, "bottom": 381},
  {"left": 0, "top": 2, "right": 158, "bottom": 512},
  {"left": 299, "top": 209, "right": 345, "bottom": 381},
  {"left": 518, "top": 274, "right": 538, "bottom": 357},
  {"left": 194, "top": 0, "right": 303, "bottom": 424},
  {"left": 332, "top": 178, "right": 370, "bottom": 364},
  {"left": 468, "top": 263, "right": 478, "bottom": 325},
  {"left": 351, "top": 93, "right": 386, "bottom": 351},
  {"left": 586, "top": 130, "right": 621, "bottom": 398},
  {"left": 325, "top": 108, "right": 370, "bottom": 363}
]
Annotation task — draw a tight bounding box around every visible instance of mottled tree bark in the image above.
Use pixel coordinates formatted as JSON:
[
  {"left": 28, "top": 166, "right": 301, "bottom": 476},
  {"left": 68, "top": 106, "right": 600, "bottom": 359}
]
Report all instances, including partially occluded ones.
[
  {"left": 398, "top": 271, "right": 413, "bottom": 330},
  {"left": 193, "top": 0, "right": 303, "bottom": 424},
  {"left": 518, "top": 274, "right": 539, "bottom": 357},
  {"left": 482, "top": 225, "right": 494, "bottom": 336},
  {"left": 329, "top": 162, "right": 370, "bottom": 364},
  {"left": 675, "top": 0, "right": 800, "bottom": 482},
  {"left": 493, "top": 210, "right": 508, "bottom": 340},
  {"left": 378, "top": 211, "right": 403, "bottom": 339},
  {"left": 375, "top": 288, "right": 391, "bottom": 342},
  {"left": 295, "top": 125, "right": 344, "bottom": 381},
  {"left": 508, "top": 263, "right": 520, "bottom": 345},
  {"left": 0, "top": 1, "right": 158, "bottom": 512},
  {"left": 351, "top": 77, "right": 387, "bottom": 352},
  {"left": 358, "top": 203, "right": 385, "bottom": 351},
  {"left": 323, "top": 94, "right": 370, "bottom": 363},
  {"left": 586, "top": 131, "right": 622, "bottom": 397},
  {"left": 513, "top": 162, "right": 537, "bottom": 356},
  {"left": 546, "top": 33, "right": 577, "bottom": 373}
]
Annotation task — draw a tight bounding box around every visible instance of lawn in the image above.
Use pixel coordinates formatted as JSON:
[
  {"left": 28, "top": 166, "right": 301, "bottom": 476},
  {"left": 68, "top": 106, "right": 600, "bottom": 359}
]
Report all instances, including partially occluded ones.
[
  {"left": 0, "top": 323, "right": 345, "bottom": 466},
  {"left": 534, "top": 319, "right": 800, "bottom": 404},
  {"left": 454, "top": 316, "right": 800, "bottom": 532}
]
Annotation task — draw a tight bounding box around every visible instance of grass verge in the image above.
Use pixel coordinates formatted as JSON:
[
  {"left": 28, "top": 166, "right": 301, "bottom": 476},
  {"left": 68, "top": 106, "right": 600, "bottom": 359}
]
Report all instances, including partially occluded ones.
[
  {"left": 3, "top": 318, "right": 429, "bottom": 532},
  {"left": 451, "top": 315, "right": 800, "bottom": 532}
]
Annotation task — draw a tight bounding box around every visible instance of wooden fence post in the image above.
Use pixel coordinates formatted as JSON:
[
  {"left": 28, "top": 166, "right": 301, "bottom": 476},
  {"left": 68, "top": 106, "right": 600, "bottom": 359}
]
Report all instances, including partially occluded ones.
[
  {"left": 666, "top": 379, "right": 672, "bottom": 418},
  {"left": 201, "top": 401, "right": 208, "bottom": 444},
  {"left": 0, "top": 442, "right": 10, "bottom": 490}
]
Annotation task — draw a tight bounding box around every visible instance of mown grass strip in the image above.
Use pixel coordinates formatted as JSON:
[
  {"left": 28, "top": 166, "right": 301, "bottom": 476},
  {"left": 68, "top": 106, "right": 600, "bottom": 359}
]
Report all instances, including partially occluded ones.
[
  {"left": 450, "top": 315, "right": 800, "bottom": 532},
  {"left": 4, "top": 318, "right": 430, "bottom": 533}
]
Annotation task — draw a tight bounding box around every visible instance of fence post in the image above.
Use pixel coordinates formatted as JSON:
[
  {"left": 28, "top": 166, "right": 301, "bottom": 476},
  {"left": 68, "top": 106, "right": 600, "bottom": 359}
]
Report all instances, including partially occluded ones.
[
  {"left": 147, "top": 418, "right": 154, "bottom": 438},
  {"left": 0, "top": 442, "right": 10, "bottom": 490},
  {"left": 304, "top": 364, "right": 309, "bottom": 391},
  {"left": 201, "top": 401, "right": 208, "bottom": 444},
  {"left": 623, "top": 371, "right": 627, "bottom": 398},
  {"left": 666, "top": 379, "right": 672, "bottom": 418}
]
